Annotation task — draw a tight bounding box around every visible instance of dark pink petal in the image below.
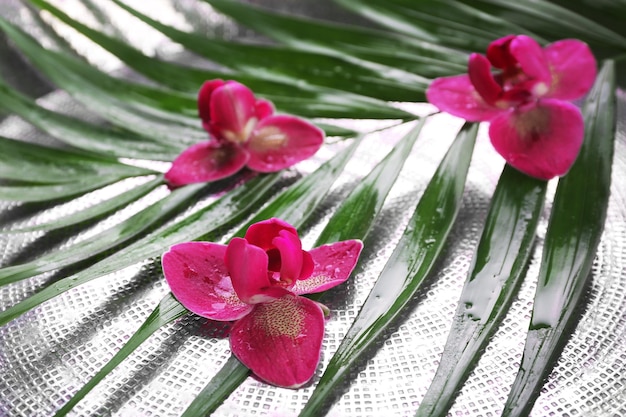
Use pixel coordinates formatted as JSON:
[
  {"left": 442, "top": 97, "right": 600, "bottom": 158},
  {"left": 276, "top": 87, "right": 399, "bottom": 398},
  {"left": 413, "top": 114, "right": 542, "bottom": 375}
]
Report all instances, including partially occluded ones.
[
  {"left": 292, "top": 240, "right": 363, "bottom": 295},
  {"left": 164, "top": 141, "right": 248, "bottom": 187},
  {"left": 244, "top": 218, "right": 299, "bottom": 251},
  {"left": 246, "top": 115, "right": 324, "bottom": 172},
  {"left": 210, "top": 81, "right": 258, "bottom": 144},
  {"left": 230, "top": 294, "right": 325, "bottom": 388},
  {"left": 544, "top": 39, "right": 597, "bottom": 101},
  {"left": 489, "top": 99, "right": 584, "bottom": 180},
  {"left": 198, "top": 79, "right": 225, "bottom": 129},
  {"left": 510, "top": 35, "right": 550, "bottom": 82},
  {"left": 468, "top": 53, "right": 502, "bottom": 105},
  {"left": 486, "top": 34, "right": 517, "bottom": 69},
  {"left": 272, "top": 230, "right": 305, "bottom": 285},
  {"left": 426, "top": 74, "right": 503, "bottom": 122},
  {"left": 255, "top": 99, "right": 275, "bottom": 120},
  {"left": 226, "top": 237, "right": 289, "bottom": 304},
  {"left": 162, "top": 242, "right": 252, "bottom": 321}
]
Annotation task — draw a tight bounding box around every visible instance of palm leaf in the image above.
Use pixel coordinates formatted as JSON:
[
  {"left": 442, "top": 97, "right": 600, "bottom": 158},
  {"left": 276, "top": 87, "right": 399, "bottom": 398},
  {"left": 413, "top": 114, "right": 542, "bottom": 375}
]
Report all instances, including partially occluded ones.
[{"left": 0, "top": 1, "right": 623, "bottom": 416}]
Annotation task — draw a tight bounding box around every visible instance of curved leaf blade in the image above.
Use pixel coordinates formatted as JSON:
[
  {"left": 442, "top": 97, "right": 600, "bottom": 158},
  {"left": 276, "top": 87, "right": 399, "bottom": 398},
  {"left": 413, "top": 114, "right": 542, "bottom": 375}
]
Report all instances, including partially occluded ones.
[
  {"left": 415, "top": 165, "right": 546, "bottom": 417},
  {"left": 111, "top": 0, "right": 424, "bottom": 102},
  {"left": 0, "top": 135, "right": 155, "bottom": 183},
  {"left": 0, "top": 175, "right": 142, "bottom": 203},
  {"left": 501, "top": 60, "right": 616, "bottom": 417},
  {"left": 26, "top": 0, "right": 414, "bottom": 120},
  {"left": 0, "top": 80, "right": 181, "bottom": 161},
  {"left": 6, "top": 177, "right": 163, "bottom": 233},
  {"left": 0, "top": 181, "right": 203, "bottom": 287},
  {"left": 335, "top": 0, "right": 543, "bottom": 52},
  {"left": 299, "top": 122, "right": 478, "bottom": 417}
]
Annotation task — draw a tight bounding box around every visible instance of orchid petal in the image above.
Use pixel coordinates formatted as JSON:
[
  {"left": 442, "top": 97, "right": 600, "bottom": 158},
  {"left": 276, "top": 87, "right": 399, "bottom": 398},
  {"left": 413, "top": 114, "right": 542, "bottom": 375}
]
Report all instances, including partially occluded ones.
[
  {"left": 210, "top": 81, "right": 258, "bottom": 144},
  {"left": 162, "top": 242, "right": 252, "bottom": 321},
  {"left": 468, "top": 53, "right": 502, "bottom": 106},
  {"left": 230, "top": 294, "right": 325, "bottom": 388},
  {"left": 272, "top": 230, "right": 305, "bottom": 284},
  {"left": 292, "top": 240, "right": 363, "bottom": 295},
  {"left": 164, "top": 141, "right": 248, "bottom": 187},
  {"left": 510, "top": 35, "right": 551, "bottom": 86},
  {"left": 489, "top": 99, "right": 584, "bottom": 180},
  {"left": 244, "top": 218, "right": 299, "bottom": 250},
  {"left": 426, "top": 74, "right": 503, "bottom": 122},
  {"left": 544, "top": 40, "right": 597, "bottom": 101},
  {"left": 246, "top": 115, "right": 324, "bottom": 172},
  {"left": 255, "top": 98, "right": 275, "bottom": 120},
  {"left": 226, "top": 237, "right": 289, "bottom": 304},
  {"left": 198, "top": 79, "right": 225, "bottom": 130},
  {"left": 486, "top": 34, "right": 517, "bottom": 69}
]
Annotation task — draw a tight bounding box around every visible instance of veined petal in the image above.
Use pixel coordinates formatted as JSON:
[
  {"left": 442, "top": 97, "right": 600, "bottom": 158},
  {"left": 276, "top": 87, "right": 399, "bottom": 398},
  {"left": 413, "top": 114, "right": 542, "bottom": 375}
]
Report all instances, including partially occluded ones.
[
  {"left": 246, "top": 115, "right": 324, "bottom": 172},
  {"left": 164, "top": 141, "right": 248, "bottom": 187},
  {"left": 198, "top": 79, "right": 225, "bottom": 129},
  {"left": 244, "top": 218, "right": 299, "bottom": 250},
  {"left": 162, "top": 242, "right": 252, "bottom": 321},
  {"left": 544, "top": 39, "right": 597, "bottom": 101},
  {"left": 510, "top": 35, "right": 551, "bottom": 87},
  {"left": 489, "top": 99, "right": 584, "bottom": 180},
  {"left": 426, "top": 74, "right": 502, "bottom": 122},
  {"left": 230, "top": 294, "right": 325, "bottom": 388},
  {"left": 210, "top": 81, "right": 258, "bottom": 143},
  {"left": 292, "top": 240, "right": 363, "bottom": 295},
  {"left": 226, "top": 237, "right": 288, "bottom": 304}
]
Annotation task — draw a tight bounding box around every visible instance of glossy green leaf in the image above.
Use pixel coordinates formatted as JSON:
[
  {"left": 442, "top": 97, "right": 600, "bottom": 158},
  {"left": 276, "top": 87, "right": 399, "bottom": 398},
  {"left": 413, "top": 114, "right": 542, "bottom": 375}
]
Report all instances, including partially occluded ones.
[
  {"left": 6, "top": 177, "right": 163, "bottom": 233},
  {"left": 0, "top": 80, "right": 181, "bottom": 161},
  {"left": 180, "top": 356, "right": 249, "bottom": 417},
  {"left": 181, "top": 120, "right": 426, "bottom": 416},
  {"left": 0, "top": 135, "right": 155, "bottom": 183},
  {"left": 202, "top": 0, "right": 463, "bottom": 95},
  {"left": 27, "top": 0, "right": 414, "bottom": 120},
  {"left": 110, "top": 0, "right": 424, "bottom": 102},
  {"left": 0, "top": 172, "right": 280, "bottom": 327},
  {"left": 0, "top": 175, "right": 144, "bottom": 203},
  {"left": 0, "top": 181, "right": 203, "bottom": 287},
  {"left": 315, "top": 119, "right": 426, "bottom": 245},
  {"left": 48, "top": 138, "right": 360, "bottom": 416},
  {"left": 415, "top": 165, "right": 546, "bottom": 417},
  {"left": 0, "top": 16, "right": 206, "bottom": 146},
  {"left": 335, "top": 0, "right": 542, "bottom": 52},
  {"left": 52, "top": 293, "right": 188, "bottom": 417},
  {"left": 204, "top": 0, "right": 467, "bottom": 77},
  {"left": 459, "top": 0, "right": 626, "bottom": 57},
  {"left": 501, "top": 61, "right": 616, "bottom": 417},
  {"left": 299, "top": 122, "right": 478, "bottom": 417}
]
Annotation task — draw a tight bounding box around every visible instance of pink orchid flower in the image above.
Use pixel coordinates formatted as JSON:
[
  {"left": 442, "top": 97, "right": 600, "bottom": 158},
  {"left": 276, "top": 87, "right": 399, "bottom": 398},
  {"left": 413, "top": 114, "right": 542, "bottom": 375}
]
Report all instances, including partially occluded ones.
[
  {"left": 426, "top": 35, "right": 596, "bottom": 180},
  {"left": 165, "top": 80, "right": 325, "bottom": 187},
  {"left": 161, "top": 218, "right": 363, "bottom": 388}
]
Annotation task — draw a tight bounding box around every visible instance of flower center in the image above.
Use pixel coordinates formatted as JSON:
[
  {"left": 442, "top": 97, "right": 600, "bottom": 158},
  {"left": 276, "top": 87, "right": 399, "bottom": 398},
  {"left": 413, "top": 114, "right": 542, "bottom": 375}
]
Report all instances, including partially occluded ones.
[
  {"left": 253, "top": 295, "right": 305, "bottom": 338},
  {"left": 250, "top": 126, "right": 287, "bottom": 151},
  {"left": 222, "top": 117, "right": 258, "bottom": 144}
]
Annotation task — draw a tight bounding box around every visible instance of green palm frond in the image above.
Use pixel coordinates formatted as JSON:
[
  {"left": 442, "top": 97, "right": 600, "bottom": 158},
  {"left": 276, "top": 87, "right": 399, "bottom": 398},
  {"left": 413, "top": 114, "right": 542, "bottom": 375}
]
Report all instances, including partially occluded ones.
[{"left": 0, "top": 1, "right": 623, "bottom": 416}]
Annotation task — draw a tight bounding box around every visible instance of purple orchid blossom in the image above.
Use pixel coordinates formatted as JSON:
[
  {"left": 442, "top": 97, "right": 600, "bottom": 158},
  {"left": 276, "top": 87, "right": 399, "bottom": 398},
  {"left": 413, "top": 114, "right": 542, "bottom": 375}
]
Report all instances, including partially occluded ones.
[
  {"left": 426, "top": 35, "right": 596, "bottom": 180},
  {"left": 161, "top": 218, "right": 363, "bottom": 388},
  {"left": 165, "top": 80, "right": 325, "bottom": 187}
]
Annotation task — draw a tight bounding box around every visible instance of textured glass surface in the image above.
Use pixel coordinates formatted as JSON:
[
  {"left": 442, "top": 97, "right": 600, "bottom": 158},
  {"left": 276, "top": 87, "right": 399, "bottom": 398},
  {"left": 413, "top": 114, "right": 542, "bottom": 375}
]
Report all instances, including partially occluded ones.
[{"left": 1, "top": 1, "right": 625, "bottom": 416}]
